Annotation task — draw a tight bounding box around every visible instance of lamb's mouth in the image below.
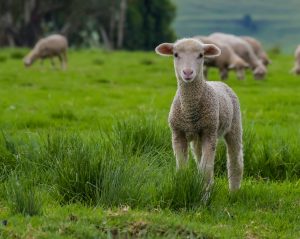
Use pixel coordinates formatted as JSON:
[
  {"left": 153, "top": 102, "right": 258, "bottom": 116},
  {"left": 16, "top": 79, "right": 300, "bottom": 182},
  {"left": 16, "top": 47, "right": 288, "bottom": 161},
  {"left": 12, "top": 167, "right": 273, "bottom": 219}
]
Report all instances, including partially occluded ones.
[{"left": 183, "top": 77, "right": 194, "bottom": 82}]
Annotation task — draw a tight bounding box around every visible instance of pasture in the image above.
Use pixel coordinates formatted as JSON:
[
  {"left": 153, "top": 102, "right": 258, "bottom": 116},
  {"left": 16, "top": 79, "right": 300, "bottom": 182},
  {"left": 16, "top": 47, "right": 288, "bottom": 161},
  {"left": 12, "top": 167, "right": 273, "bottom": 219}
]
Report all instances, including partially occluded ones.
[{"left": 0, "top": 48, "right": 299, "bottom": 238}]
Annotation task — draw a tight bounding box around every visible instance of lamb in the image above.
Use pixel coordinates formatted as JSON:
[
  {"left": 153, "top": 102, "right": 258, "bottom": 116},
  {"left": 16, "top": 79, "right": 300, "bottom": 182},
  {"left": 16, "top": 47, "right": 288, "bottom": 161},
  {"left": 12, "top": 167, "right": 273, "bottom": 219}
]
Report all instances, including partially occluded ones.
[
  {"left": 194, "top": 36, "right": 249, "bottom": 80},
  {"left": 155, "top": 38, "right": 244, "bottom": 192},
  {"left": 23, "top": 34, "right": 68, "bottom": 70},
  {"left": 291, "top": 45, "right": 300, "bottom": 75},
  {"left": 209, "top": 33, "right": 267, "bottom": 80},
  {"left": 241, "top": 36, "right": 271, "bottom": 66}
]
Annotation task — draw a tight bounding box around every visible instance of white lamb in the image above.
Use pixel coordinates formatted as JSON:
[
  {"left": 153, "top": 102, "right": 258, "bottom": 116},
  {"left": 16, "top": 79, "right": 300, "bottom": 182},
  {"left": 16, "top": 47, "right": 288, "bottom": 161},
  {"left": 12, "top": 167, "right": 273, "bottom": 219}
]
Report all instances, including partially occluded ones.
[
  {"left": 210, "top": 33, "right": 267, "bottom": 80},
  {"left": 23, "top": 34, "right": 68, "bottom": 70},
  {"left": 155, "top": 38, "right": 244, "bottom": 191}
]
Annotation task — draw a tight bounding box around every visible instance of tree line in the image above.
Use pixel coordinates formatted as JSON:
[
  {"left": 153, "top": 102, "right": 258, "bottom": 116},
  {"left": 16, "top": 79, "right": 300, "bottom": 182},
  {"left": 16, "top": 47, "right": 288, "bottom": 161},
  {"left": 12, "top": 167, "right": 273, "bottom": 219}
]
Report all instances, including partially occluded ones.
[{"left": 0, "top": 0, "right": 176, "bottom": 50}]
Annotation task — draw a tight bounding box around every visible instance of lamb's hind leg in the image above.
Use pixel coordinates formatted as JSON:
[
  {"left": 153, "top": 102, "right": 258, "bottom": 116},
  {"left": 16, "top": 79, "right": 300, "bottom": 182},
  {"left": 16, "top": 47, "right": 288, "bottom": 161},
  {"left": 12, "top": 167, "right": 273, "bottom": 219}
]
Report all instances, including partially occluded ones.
[
  {"left": 224, "top": 127, "right": 244, "bottom": 191},
  {"left": 220, "top": 68, "right": 228, "bottom": 80},
  {"left": 172, "top": 130, "right": 188, "bottom": 170}
]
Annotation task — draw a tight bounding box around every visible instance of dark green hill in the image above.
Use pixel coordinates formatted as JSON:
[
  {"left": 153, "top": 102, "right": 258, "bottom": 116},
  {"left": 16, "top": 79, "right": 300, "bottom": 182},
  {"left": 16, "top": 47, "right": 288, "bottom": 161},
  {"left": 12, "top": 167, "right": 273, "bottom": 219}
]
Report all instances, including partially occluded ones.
[{"left": 172, "top": 0, "right": 300, "bottom": 52}]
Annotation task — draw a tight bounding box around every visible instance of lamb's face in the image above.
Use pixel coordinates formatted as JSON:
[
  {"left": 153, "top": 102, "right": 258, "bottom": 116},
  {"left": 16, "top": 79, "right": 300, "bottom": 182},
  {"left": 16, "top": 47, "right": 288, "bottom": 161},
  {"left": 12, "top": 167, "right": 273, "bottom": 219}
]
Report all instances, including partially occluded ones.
[
  {"left": 172, "top": 39, "right": 206, "bottom": 82},
  {"left": 254, "top": 64, "right": 267, "bottom": 80},
  {"left": 155, "top": 38, "right": 221, "bottom": 83}
]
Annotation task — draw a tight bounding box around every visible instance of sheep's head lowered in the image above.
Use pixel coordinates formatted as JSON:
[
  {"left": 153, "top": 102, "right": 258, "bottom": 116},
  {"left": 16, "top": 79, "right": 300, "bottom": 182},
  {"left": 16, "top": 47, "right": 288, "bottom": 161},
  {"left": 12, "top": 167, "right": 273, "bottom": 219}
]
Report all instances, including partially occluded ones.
[
  {"left": 155, "top": 38, "right": 221, "bottom": 83},
  {"left": 253, "top": 63, "right": 267, "bottom": 80},
  {"left": 23, "top": 58, "right": 31, "bottom": 67},
  {"left": 23, "top": 54, "right": 35, "bottom": 67}
]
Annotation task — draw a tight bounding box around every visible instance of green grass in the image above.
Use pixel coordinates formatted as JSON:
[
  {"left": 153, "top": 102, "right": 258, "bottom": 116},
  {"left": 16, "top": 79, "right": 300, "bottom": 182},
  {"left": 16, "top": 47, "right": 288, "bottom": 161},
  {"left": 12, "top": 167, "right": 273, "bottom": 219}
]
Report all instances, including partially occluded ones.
[
  {"left": 0, "top": 48, "right": 299, "bottom": 238},
  {"left": 5, "top": 176, "right": 43, "bottom": 216}
]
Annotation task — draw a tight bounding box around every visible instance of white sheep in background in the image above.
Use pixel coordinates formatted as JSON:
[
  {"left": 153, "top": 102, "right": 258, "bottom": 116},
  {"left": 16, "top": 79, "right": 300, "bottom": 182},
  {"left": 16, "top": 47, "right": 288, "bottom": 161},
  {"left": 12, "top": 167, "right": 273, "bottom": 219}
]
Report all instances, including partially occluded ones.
[
  {"left": 291, "top": 45, "right": 300, "bottom": 75},
  {"left": 241, "top": 36, "right": 271, "bottom": 66},
  {"left": 23, "top": 34, "right": 68, "bottom": 70},
  {"left": 155, "top": 38, "right": 244, "bottom": 192},
  {"left": 194, "top": 36, "right": 249, "bottom": 80},
  {"left": 210, "top": 33, "right": 267, "bottom": 80}
]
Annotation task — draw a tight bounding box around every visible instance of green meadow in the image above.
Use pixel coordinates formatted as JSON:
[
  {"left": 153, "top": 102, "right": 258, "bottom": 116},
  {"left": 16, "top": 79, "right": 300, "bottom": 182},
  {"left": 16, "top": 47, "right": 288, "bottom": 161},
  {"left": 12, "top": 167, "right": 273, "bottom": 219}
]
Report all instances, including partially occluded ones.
[{"left": 0, "top": 49, "right": 299, "bottom": 238}]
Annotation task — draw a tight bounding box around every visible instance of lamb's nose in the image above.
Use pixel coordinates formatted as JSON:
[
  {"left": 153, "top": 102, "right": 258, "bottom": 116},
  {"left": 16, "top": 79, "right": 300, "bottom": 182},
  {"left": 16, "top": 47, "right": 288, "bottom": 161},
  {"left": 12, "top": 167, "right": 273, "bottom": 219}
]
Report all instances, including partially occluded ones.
[{"left": 183, "top": 69, "right": 194, "bottom": 77}]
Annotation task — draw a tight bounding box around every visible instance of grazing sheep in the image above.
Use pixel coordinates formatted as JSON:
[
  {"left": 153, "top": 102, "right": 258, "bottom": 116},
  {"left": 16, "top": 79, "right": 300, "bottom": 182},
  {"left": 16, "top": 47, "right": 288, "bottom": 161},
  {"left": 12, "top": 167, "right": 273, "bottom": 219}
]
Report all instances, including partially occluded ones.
[
  {"left": 23, "top": 34, "right": 68, "bottom": 69},
  {"left": 194, "top": 36, "right": 249, "bottom": 80},
  {"left": 241, "top": 36, "right": 271, "bottom": 66},
  {"left": 210, "top": 33, "right": 267, "bottom": 80},
  {"left": 291, "top": 45, "right": 300, "bottom": 75},
  {"left": 155, "top": 38, "right": 244, "bottom": 191}
]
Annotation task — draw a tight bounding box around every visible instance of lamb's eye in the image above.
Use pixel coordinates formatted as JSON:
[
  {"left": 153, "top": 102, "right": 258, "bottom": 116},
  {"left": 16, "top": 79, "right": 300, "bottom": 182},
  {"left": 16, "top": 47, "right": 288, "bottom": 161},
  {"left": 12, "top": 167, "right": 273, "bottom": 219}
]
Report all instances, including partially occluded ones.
[
  {"left": 198, "top": 53, "right": 203, "bottom": 59},
  {"left": 174, "top": 52, "right": 178, "bottom": 58}
]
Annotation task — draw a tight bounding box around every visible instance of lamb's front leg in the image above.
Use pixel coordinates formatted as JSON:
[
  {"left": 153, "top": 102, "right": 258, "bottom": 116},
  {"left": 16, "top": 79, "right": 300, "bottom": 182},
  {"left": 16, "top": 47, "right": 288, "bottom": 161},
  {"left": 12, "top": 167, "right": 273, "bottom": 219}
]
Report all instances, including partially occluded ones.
[
  {"left": 220, "top": 68, "right": 228, "bottom": 80},
  {"left": 199, "top": 135, "right": 217, "bottom": 188},
  {"left": 172, "top": 130, "right": 188, "bottom": 170},
  {"left": 191, "top": 135, "right": 202, "bottom": 164}
]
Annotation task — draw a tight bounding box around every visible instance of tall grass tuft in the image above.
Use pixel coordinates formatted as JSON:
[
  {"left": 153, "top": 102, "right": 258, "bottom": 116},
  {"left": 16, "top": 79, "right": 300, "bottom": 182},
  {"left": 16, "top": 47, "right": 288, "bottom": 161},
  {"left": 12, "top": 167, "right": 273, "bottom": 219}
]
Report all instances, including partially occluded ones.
[
  {"left": 252, "top": 139, "right": 300, "bottom": 180},
  {"left": 161, "top": 163, "right": 212, "bottom": 209},
  {"left": 10, "top": 51, "right": 25, "bottom": 59},
  {"left": 112, "top": 116, "right": 172, "bottom": 157},
  {"left": 5, "top": 176, "right": 43, "bottom": 216},
  {"left": 42, "top": 133, "right": 103, "bottom": 203},
  {"left": 41, "top": 132, "right": 155, "bottom": 206},
  {"left": 0, "top": 134, "right": 18, "bottom": 182}
]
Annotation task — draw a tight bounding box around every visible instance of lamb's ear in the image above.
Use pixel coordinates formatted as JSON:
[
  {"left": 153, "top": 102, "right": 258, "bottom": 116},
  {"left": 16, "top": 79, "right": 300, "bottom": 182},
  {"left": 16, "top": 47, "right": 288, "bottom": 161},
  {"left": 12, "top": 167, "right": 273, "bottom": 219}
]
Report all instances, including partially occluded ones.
[
  {"left": 203, "top": 44, "right": 221, "bottom": 58},
  {"left": 155, "top": 43, "right": 174, "bottom": 56}
]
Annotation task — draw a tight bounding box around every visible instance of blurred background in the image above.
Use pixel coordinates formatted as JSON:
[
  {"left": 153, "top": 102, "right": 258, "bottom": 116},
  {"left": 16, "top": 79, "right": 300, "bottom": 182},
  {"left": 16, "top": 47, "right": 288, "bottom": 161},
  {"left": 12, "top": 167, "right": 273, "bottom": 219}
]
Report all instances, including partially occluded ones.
[
  {"left": 0, "top": 0, "right": 176, "bottom": 50},
  {"left": 1, "top": 0, "right": 299, "bottom": 52},
  {"left": 173, "top": 0, "right": 300, "bottom": 52}
]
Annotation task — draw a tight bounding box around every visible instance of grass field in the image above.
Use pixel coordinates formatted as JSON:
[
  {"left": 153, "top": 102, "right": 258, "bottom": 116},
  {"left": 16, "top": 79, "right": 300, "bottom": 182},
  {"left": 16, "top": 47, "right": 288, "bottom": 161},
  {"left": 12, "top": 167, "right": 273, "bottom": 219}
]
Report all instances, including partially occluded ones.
[{"left": 0, "top": 48, "right": 300, "bottom": 238}]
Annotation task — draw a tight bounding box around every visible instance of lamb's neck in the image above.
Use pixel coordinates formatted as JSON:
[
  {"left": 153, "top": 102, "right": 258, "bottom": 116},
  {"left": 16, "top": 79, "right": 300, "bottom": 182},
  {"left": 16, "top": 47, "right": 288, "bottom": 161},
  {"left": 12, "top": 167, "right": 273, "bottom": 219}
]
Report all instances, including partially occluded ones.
[
  {"left": 178, "top": 75, "right": 207, "bottom": 122},
  {"left": 230, "top": 54, "right": 240, "bottom": 65},
  {"left": 248, "top": 50, "right": 261, "bottom": 68},
  {"left": 27, "top": 51, "right": 37, "bottom": 62}
]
